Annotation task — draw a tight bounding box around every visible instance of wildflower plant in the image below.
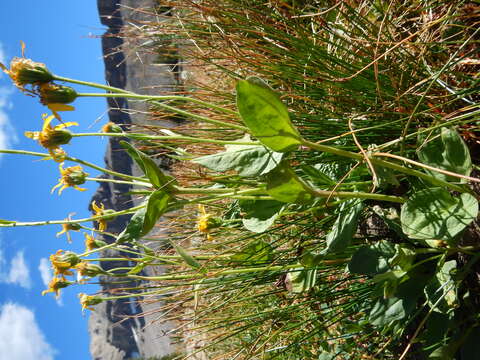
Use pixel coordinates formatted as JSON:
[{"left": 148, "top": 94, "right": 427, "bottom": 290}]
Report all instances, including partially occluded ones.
[{"left": 1, "top": 1, "right": 480, "bottom": 358}]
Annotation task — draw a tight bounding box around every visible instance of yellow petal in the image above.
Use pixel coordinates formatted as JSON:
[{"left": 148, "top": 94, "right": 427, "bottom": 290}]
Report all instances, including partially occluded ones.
[
  {"left": 48, "top": 103, "right": 75, "bottom": 112},
  {"left": 55, "top": 121, "right": 78, "bottom": 130}
]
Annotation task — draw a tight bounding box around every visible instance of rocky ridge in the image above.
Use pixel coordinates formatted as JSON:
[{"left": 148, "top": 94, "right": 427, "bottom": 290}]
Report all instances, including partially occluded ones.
[{"left": 89, "top": 1, "right": 179, "bottom": 359}]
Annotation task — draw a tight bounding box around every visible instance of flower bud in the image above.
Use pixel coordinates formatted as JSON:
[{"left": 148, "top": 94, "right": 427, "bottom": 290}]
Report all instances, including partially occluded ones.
[
  {"left": 84, "top": 233, "right": 107, "bottom": 251},
  {"left": 75, "top": 262, "right": 107, "bottom": 278},
  {"left": 50, "top": 250, "right": 81, "bottom": 278},
  {"left": 39, "top": 83, "right": 78, "bottom": 105},
  {"left": 42, "top": 277, "right": 72, "bottom": 297},
  {"left": 5, "top": 57, "right": 54, "bottom": 88},
  {"left": 79, "top": 293, "right": 103, "bottom": 311},
  {"left": 101, "top": 122, "right": 123, "bottom": 133}
]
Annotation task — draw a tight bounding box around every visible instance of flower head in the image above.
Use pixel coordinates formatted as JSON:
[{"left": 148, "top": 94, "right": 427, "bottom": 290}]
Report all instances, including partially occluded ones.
[
  {"left": 197, "top": 205, "right": 222, "bottom": 240},
  {"left": 24, "top": 114, "right": 77, "bottom": 161},
  {"left": 42, "top": 277, "right": 71, "bottom": 298},
  {"left": 78, "top": 293, "right": 103, "bottom": 312},
  {"left": 49, "top": 250, "right": 81, "bottom": 278},
  {"left": 0, "top": 57, "right": 54, "bottom": 90},
  {"left": 75, "top": 262, "right": 105, "bottom": 279},
  {"left": 91, "top": 201, "right": 116, "bottom": 232},
  {"left": 39, "top": 83, "right": 76, "bottom": 120},
  {"left": 84, "top": 233, "right": 106, "bottom": 252},
  {"left": 51, "top": 164, "right": 89, "bottom": 195},
  {"left": 101, "top": 122, "right": 123, "bottom": 134},
  {"left": 56, "top": 216, "right": 82, "bottom": 243}
]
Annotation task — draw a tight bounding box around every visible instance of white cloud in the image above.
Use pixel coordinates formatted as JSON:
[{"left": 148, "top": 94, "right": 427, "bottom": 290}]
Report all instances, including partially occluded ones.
[
  {"left": 6, "top": 251, "right": 31, "bottom": 288},
  {"left": 38, "top": 258, "right": 52, "bottom": 287},
  {"left": 0, "top": 302, "right": 56, "bottom": 360},
  {"left": 0, "top": 242, "right": 31, "bottom": 289}
]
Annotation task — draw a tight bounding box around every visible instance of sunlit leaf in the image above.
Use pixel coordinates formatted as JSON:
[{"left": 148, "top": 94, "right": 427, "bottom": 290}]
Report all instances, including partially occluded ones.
[
  {"left": 401, "top": 187, "right": 478, "bottom": 241},
  {"left": 236, "top": 77, "right": 302, "bottom": 152}
]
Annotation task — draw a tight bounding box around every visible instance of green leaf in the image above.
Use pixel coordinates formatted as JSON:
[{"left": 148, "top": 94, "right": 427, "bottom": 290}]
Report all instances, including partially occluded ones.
[
  {"left": 116, "top": 190, "right": 170, "bottom": 244},
  {"left": 300, "top": 165, "right": 336, "bottom": 186},
  {"left": 369, "top": 297, "right": 407, "bottom": 326},
  {"left": 236, "top": 78, "right": 302, "bottom": 152},
  {"left": 348, "top": 240, "right": 396, "bottom": 275},
  {"left": 417, "top": 127, "right": 472, "bottom": 183},
  {"left": 127, "top": 258, "right": 153, "bottom": 275},
  {"left": 287, "top": 267, "right": 317, "bottom": 293},
  {"left": 120, "top": 140, "right": 175, "bottom": 189},
  {"left": 369, "top": 277, "right": 424, "bottom": 326},
  {"left": 239, "top": 199, "right": 284, "bottom": 233},
  {"left": 170, "top": 241, "right": 204, "bottom": 272},
  {"left": 424, "top": 260, "right": 457, "bottom": 314},
  {"left": 193, "top": 135, "right": 283, "bottom": 177},
  {"left": 230, "top": 239, "right": 273, "bottom": 265},
  {"left": 401, "top": 187, "right": 478, "bottom": 241},
  {"left": 265, "top": 162, "right": 315, "bottom": 203},
  {"left": 324, "top": 199, "right": 364, "bottom": 254}
]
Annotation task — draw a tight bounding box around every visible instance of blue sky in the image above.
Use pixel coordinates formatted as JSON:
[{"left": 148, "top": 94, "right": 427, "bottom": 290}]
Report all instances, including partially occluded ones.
[{"left": 0, "top": 2, "right": 110, "bottom": 359}]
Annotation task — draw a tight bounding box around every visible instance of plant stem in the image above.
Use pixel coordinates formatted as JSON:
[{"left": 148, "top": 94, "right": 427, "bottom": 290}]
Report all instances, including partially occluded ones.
[
  {"left": 302, "top": 140, "right": 466, "bottom": 193},
  {"left": 0, "top": 205, "right": 144, "bottom": 228},
  {"left": 53, "top": 75, "right": 133, "bottom": 94},
  {"left": 72, "top": 132, "right": 257, "bottom": 146},
  {"left": 85, "top": 177, "right": 151, "bottom": 187},
  {"left": 77, "top": 92, "right": 238, "bottom": 116},
  {"left": 0, "top": 149, "right": 145, "bottom": 182}
]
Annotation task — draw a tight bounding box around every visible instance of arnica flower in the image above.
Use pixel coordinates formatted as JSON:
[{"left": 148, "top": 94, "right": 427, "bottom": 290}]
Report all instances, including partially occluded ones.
[
  {"left": 78, "top": 293, "right": 103, "bottom": 312},
  {"left": 38, "top": 83, "right": 77, "bottom": 120},
  {"left": 56, "top": 215, "right": 82, "bottom": 243},
  {"left": 25, "top": 114, "right": 78, "bottom": 161},
  {"left": 0, "top": 57, "right": 54, "bottom": 90},
  {"left": 84, "top": 233, "right": 106, "bottom": 252},
  {"left": 91, "top": 201, "right": 116, "bottom": 232},
  {"left": 75, "top": 262, "right": 106, "bottom": 279},
  {"left": 42, "top": 277, "right": 71, "bottom": 298},
  {"left": 101, "top": 122, "right": 123, "bottom": 134},
  {"left": 197, "top": 205, "right": 222, "bottom": 240},
  {"left": 51, "top": 164, "right": 89, "bottom": 195},
  {"left": 49, "top": 250, "right": 81, "bottom": 278}
]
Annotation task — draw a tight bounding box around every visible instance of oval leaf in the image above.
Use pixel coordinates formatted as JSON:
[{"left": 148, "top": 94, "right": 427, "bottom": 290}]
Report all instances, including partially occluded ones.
[
  {"left": 265, "top": 162, "right": 315, "bottom": 204},
  {"left": 193, "top": 136, "right": 283, "bottom": 177},
  {"left": 239, "top": 199, "right": 284, "bottom": 233},
  {"left": 236, "top": 78, "right": 302, "bottom": 152},
  {"left": 117, "top": 190, "right": 170, "bottom": 244},
  {"left": 417, "top": 128, "right": 472, "bottom": 183},
  {"left": 401, "top": 187, "right": 478, "bottom": 241},
  {"left": 324, "top": 199, "right": 364, "bottom": 254},
  {"left": 120, "top": 140, "right": 175, "bottom": 189}
]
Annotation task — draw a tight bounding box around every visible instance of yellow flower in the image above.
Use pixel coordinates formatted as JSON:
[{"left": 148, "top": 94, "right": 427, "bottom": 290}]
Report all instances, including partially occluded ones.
[
  {"left": 56, "top": 216, "right": 81, "bottom": 243},
  {"left": 78, "top": 293, "right": 103, "bottom": 312},
  {"left": 75, "top": 262, "right": 105, "bottom": 278},
  {"left": 38, "top": 83, "right": 76, "bottom": 120},
  {"left": 49, "top": 250, "right": 80, "bottom": 278},
  {"left": 51, "top": 164, "right": 89, "bottom": 195},
  {"left": 84, "top": 233, "right": 106, "bottom": 252},
  {"left": 42, "top": 277, "right": 71, "bottom": 298},
  {"left": 197, "top": 204, "right": 212, "bottom": 234},
  {"left": 24, "top": 114, "right": 78, "bottom": 162},
  {"left": 0, "top": 56, "right": 54, "bottom": 91},
  {"left": 101, "top": 122, "right": 123, "bottom": 133},
  {"left": 91, "top": 201, "right": 113, "bottom": 232}
]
